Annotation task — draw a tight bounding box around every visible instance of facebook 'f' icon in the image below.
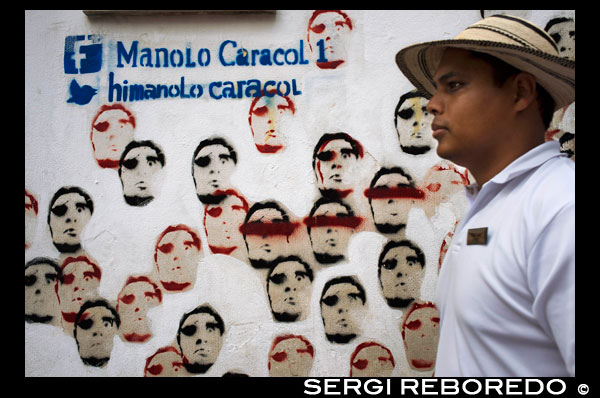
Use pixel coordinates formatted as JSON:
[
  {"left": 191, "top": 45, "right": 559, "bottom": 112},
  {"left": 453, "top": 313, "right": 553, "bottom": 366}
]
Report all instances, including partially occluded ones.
[{"left": 64, "top": 35, "right": 102, "bottom": 74}]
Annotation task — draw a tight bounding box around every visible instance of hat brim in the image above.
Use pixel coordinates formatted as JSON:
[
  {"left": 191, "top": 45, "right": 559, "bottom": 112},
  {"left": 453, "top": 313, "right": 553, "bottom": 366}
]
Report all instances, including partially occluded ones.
[{"left": 396, "top": 39, "right": 575, "bottom": 111}]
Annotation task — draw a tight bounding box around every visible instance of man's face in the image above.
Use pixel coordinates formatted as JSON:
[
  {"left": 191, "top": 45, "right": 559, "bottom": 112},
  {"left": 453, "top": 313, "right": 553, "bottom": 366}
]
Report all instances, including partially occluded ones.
[
  {"left": 379, "top": 245, "right": 424, "bottom": 308},
  {"left": 49, "top": 192, "right": 92, "bottom": 248},
  {"left": 350, "top": 343, "right": 395, "bottom": 377},
  {"left": 315, "top": 139, "right": 358, "bottom": 191},
  {"left": 117, "top": 281, "right": 161, "bottom": 341},
  {"left": 547, "top": 20, "right": 575, "bottom": 60},
  {"left": 25, "top": 263, "right": 60, "bottom": 321},
  {"left": 369, "top": 173, "right": 415, "bottom": 233},
  {"left": 145, "top": 348, "right": 186, "bottom": 377},
  {"left": 244, "top": 207, "right": 289, "bottom": 266},
  {"left": 91, "top": 109, "right": 134, "bottom": 167},
  {"left": 193, "top": 144, "right": 236, "bottom": 198},
  {"left": 204, "top": 194, "right": 247, "bottom": 255},
  {"left": 267, "top": 260, "right": 313, "bottom": 321},
  {"left": 321, "top": 281, "right": 365, "bottom": 342},
  {"left": 396, "top": 96, "right": 435, "bottom": 152},
  {"left": 308, "top": 11, "right": 352, "bottom": 68},
  {"left": 120, "top": 145, "right": 163, "bottom": 203},
  {"left": 75, "top": 305, "right": 118, "bottom": 365},
  {"left": 403, "top": 305, "right": 440, "bottom": 371},
  {"left": 249, "top": 95, "right": 294, "bottom": 153},
  {"left": 178, "top": 312, "right": 223, "bottom": 368},
  {"left": 57, "top": 260, "right": 101, "bottom": 315},
  {"left": 428, "top": 48, "right": 515, "bottom": 170},
  {"left": 268, "top": 336, "right": 314, "bottom": 377},
  {"left": 308, "top": 202, "right": 355, "bottom": 261},
  {"left": 155, "top": 229, "right": 201, "bottom": 291}
]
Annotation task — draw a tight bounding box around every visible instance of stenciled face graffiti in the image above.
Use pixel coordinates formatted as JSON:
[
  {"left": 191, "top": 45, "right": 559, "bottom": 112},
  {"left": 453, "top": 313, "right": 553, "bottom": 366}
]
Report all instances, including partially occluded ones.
[
  {"left": 349, "top": 341, "right": 395, "bottom": 377},
  {"left": 48, "top": 186, "right": 94, "bottom": 254},
  {"left": 240, "top": 201, "right": 299, "bottom": 269},
  {"left": 25, "top": 189, "right": 38, "bottom": 250},
  {"left": 307, "top": 10, "right": 353, "bottom": 69},
  {"left": 56, "top": 256, "right": 102, "bottom": 330},
  {"left": 116, "top": 275, "right": 162, "bottom": 343},
  {"left": 365, "top": 167, "right": 424, "bottom": 235},
  {"left": 90, "top": 104, "right": 136, "bottom": 169},
  {"left": 203, "top": 189, "right": 249, "bottom": 257},
  {"left": 378, "top": 240, "right": 426, "bottom": 309},
  {"left": 154, "top": 224, "right": 202, "bottom": 293},
  {"left": 268, "top": 334, "right": 315, "bottom": 377},
  {"left": 421, "top": 161, "right": 470, "bottom": 217},
  {"left": 401, "top": 301, "right": 440, "bottom": 372},
  {"left": 248, "top": 91, "right": 296, "bottom": 154},
  {"left": 118, "top": 140, "right": 165, "bottom": 207},
  {"left": 144, "top": 346, "right": 187, "bottom": 377},
  {"left": 25, "top": 257, "right": 61, "bottom": 325},
  {"left": 192, "top": 137, "right": 238, "bottom": 205},
  {"left": 266, "top": 256, "right": 314, "bottom": 322},
  {"left": 74, "top": 299, "right": 120, "bottom": 368},
  {"left": 312, "top": 132, "right": 364, "bottom": 198},
  {"left": 545, "top": 17, "right": 575, "bottom": 60},
  {"left": 304, "top": 197, "right": 362, "bottom": 265},
  {"left": 320, "top": 276, "right": 366, "bottom": 344},
  {"left": 395, "top": 90, "right": 435, "bottom": 155},
  {"left": 177, "top": 304, "right": 225, "bottom": 374}
]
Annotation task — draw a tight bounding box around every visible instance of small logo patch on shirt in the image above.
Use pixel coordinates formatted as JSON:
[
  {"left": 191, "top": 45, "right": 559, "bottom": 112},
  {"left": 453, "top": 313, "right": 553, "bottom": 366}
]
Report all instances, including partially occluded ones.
[{"left": 467, "top": 227, "right": 488, "bottom": 245}]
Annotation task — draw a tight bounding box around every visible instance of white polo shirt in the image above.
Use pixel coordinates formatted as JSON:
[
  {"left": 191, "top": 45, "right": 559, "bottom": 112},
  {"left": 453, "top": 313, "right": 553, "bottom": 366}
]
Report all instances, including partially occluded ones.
[{"left": 435, "top": 140, "right": 575, "bottom": 377}]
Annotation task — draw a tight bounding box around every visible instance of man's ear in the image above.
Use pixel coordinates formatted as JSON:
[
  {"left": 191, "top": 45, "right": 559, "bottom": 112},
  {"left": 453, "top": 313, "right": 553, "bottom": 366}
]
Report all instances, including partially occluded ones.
[{"left": 513, "top": 72, "right": 538, "bottom": 112}]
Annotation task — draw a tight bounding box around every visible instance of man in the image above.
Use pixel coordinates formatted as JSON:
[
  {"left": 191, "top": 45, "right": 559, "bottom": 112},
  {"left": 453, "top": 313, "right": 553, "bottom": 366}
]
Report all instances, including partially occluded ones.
[
  {"left": 248, "top": 90, "right": 295, "bottom": 154},
  {"left": 268, "top": 334, "right": 315, "bottom": 377},
  {"left": 177, "top": 304, "right": 225, "bottom": 374},
  {"left": 394, "top": 89, "right": 435, "bottom": 155},
  {"left": 25, "top": 257, "right": 61, "bottom": 325},
  {"left": 364, "top": 166, "right": 424, "bottom": 235},
  {"left": 395, "top": 14, "right": 575, "bottom": 376},
  {"left": 118, "top": 140, "right": 165, "bottom": 207},
  {"left": 377, "top": 239, "right": 426, "bottom": 309},
  {"left": 154, "top": 224, "right": 202, "bottom": 292},
  {"left": 319, "top": 275, "right": 366, "bottom": 344},
  {"left": 192, "top": 137, "right": 237, "bottom": 205},
  {"left": 266, "top": 256, "right": 314, "bottom": 322},
  {"left": 47, "top": 186, "right": 94, "bottom": 254},
  {"left": 73, "top": 299, "right": 120, "bottom": 368},
  {"left": 116, "top": 275, "right": 162, "bottom": 343},
  {"left": 90, "top": 103, "right": 136, "bottom": 169},
  {"left": 304, "top": 196, "right": 362, "bottom": 264}
]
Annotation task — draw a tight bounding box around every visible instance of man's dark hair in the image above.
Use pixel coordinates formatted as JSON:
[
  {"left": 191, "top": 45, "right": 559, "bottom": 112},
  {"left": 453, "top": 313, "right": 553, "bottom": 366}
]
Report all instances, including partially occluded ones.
[{"left": 469, "top": 51, "right": 555, "bottom": 129}]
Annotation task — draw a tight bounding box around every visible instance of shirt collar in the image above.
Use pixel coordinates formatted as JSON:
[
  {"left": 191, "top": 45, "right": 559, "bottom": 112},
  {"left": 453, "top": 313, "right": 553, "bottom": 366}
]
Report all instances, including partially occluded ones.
[{"left": 466, "top": 140, "right": 565, "bottom": 203}]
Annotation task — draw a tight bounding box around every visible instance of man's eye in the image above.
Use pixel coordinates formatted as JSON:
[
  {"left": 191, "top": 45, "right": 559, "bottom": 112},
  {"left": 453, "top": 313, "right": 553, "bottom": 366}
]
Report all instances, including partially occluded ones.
[
  {"left": 25, "top": 275, "right": 37, "bottom": 286},
  {"left": 322, "top": 295, "right": 338, "bottom": 306},
  {"left": 78, "top": 319, "right": 93, "bottom": 330},
  {"left": 181, "top": 325, "right": 196, "bottom": 336},
  {"left": 352, "top": 359, "right": 368, "bottom": 370},
  {"left": 194, "top": 156, "right": 210, "bottom": 168},
  {"left": 94, "top": 121, "right": 110, "bottom": 132},
  {"left": 383, "top": 259, "right": 397, "bottom": 270},
  {"left": 316, "top": 151, "right": 334, "bottom": 161},
  {"left": 310, "top": 23, "right": 325, "bottom": 34},
  {"left": 158, "top": 243, "right": 174, "bottom": 254},
  {"left": 271, "top": 351, "right": 287, "bottom": 362},
  {"left": 51, "top": 204, "right": 67, "bottom": 217},
  {"left": 397, "top": 107, "right": 414, "bottom": 120},
  {"left": 123, "top": 158, "right": 138, "bottom": 170},
  {"left": 269, "top": 273, "right": 286, "bottom": 285},
  {"left": 252, "top": 106, "right": 268, "bottom": 117},
  {"left": 405, "top": 319, "right": 422, "bottom": 330},
  {"left": 120, "top": 294, "right": 135, "bottom": 304}
]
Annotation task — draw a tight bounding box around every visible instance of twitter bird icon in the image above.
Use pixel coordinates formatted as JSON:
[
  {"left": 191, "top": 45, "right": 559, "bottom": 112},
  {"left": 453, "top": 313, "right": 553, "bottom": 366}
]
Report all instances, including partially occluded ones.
[{"left": 67, "top": 79, "right": 97, "bottom": 105}]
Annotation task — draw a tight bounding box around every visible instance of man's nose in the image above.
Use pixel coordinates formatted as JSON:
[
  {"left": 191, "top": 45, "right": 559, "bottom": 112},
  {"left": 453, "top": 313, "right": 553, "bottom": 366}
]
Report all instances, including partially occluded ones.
[{"left": 426, "top": 93, "right": 442, "bottom": 116}]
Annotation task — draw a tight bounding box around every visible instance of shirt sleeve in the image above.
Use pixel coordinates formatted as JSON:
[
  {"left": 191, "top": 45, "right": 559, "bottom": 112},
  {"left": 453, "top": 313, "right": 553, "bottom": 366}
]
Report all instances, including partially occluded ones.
[{"left": 527, "top": 201, "right": 575, "bottom": 376}]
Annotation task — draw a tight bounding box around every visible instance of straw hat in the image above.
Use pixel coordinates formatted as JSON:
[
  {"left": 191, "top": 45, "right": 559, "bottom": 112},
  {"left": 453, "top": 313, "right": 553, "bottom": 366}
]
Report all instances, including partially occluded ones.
[{"left": 395, "top": 14, "right": 575, "bottom": 111}]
